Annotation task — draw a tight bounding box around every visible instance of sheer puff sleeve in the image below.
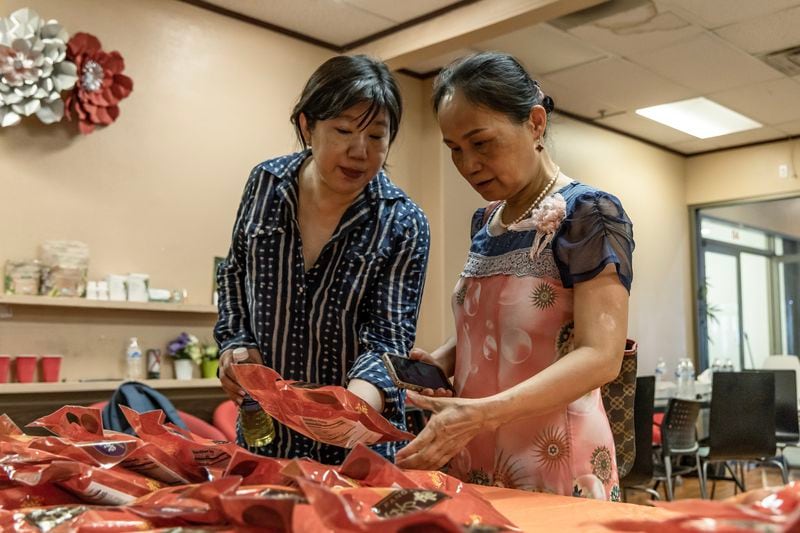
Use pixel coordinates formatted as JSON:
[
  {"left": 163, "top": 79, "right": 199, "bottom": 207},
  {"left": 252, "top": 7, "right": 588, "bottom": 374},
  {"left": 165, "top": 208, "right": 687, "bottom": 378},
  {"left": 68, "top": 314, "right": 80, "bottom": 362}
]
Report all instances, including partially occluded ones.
[{"left": 553, "top": 191, "right": 634, "bottom": 293}]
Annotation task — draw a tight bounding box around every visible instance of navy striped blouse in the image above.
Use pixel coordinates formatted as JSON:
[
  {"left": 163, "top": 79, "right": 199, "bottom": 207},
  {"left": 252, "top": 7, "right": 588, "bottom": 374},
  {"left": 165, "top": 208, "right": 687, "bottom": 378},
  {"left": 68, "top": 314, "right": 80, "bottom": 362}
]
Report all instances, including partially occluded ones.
[{"left": 214, "top": 151, "right": 430, "bottom": 464}]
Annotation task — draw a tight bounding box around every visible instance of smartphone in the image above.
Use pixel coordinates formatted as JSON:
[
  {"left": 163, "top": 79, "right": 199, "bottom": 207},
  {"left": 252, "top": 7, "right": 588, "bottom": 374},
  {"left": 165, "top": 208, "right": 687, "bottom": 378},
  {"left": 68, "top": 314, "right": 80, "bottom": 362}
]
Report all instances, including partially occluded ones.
[{"left": 381, "top": 353, "right": 454, "bottom": 393}]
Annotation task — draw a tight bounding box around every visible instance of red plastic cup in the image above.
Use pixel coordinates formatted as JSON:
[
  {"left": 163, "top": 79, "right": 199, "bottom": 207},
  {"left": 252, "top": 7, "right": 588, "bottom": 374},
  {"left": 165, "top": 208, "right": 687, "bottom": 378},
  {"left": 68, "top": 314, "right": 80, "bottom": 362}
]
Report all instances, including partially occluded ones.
[
  {"left": 40, "top": 354, "right": 63, "bottom": 383},
  {"left": 0, "top": 355, "right": 10, "bottom": 383},
  {"left": 14, "top": 355, "right": 38, "bottom": 383}
]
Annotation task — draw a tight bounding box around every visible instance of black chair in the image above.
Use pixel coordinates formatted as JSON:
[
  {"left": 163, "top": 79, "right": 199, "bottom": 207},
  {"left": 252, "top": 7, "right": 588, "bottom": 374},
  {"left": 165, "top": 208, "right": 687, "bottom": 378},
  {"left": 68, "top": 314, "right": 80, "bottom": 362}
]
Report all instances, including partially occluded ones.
[
  {"left": 758, "top": 369, "right": 800, "bottom": 476},
  {"left": 652, "top": 398, "right": 706, "bottom": 500},
  {"left": 620, "top": 376, "right": 660, "bottom": 501},
  {"left": 699, "top": 371, "right": 786, "bottom": 498}
]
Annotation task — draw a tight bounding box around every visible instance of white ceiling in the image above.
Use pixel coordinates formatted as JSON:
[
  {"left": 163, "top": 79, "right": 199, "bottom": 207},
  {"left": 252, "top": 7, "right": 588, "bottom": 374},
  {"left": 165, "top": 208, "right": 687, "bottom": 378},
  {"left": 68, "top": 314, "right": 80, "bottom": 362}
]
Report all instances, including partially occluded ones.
[{"left": 198, "top": 0, "right": 800, "bottom": 155}]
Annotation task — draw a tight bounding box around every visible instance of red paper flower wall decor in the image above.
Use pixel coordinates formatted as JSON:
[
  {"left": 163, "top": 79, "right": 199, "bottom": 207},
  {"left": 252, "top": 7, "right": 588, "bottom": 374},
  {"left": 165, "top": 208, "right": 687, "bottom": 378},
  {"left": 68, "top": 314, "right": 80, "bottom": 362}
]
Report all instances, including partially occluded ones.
[{"left": 65, "top": 32, "right": 133, "bottom": 134}]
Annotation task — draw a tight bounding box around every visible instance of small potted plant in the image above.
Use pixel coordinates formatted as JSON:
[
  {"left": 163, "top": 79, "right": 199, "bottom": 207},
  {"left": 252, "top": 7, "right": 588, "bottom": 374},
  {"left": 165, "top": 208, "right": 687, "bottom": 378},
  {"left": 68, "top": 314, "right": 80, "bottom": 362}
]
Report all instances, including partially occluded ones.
[
  {"left": 166, "top": 332, "right": 202, "bottom": 380},
  {"left": 200, "top": 343, "right": 220, "bottom": 379}
]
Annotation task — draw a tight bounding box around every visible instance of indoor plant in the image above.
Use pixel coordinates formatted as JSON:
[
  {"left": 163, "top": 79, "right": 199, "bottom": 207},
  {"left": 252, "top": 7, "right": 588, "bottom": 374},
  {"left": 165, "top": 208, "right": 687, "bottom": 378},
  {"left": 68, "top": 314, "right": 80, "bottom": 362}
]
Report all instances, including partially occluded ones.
[
  {"left": 166, "top": 332, "right": 202, "bottom": 380},
  {"left": 200, "top": 343, "right": 220, "bottom": 379}
]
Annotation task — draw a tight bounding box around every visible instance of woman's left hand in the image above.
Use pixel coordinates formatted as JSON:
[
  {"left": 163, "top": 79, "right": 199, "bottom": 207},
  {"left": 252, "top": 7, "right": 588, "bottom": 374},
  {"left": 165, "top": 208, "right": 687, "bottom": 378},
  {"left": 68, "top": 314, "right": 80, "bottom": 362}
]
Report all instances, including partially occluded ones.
[{"left": 395, "top": 390, "right": 491, "bottom": 470}]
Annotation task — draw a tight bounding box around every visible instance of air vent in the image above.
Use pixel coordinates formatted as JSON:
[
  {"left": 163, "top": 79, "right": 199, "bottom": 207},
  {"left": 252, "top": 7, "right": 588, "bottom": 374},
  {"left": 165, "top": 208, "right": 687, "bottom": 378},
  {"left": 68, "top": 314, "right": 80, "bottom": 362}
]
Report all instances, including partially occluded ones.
[{"left": 761, "top": 46, "right": 800, "bottom": 76}]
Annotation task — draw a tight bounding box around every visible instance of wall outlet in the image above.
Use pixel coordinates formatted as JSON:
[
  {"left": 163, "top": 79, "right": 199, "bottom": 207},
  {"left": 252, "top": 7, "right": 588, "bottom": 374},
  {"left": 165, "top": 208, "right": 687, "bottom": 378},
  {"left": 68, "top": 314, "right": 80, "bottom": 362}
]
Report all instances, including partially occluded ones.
[{"left": 779, "top": 164, "right": 789, "bottom": 179}]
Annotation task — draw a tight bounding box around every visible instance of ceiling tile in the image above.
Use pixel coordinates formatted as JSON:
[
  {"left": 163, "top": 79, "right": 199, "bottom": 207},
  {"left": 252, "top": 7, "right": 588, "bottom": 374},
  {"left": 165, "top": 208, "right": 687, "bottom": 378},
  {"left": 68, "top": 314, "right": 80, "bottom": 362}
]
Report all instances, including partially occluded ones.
[
  {"left": 775, "top": 119, "right": 800, "bottom": 135},
  {"left": 710, "top": 78, "right": 800, "bottom": 126},
  {"left": 568, "top": 8, "right": 703, "bottom": 57},
  {"left": 628, "top": 33, "right": 783, "bottom": 93},
  {"left": 595, "top": 111, "right": 695, "bottom": 145},
  {"left": 660, "top": 0, "right": 800, "bottom": 29},
  {"left": 343, "top": 0, "right": 462, "bottom": 24},
  {"left": 404, "top": 48, "right": 476, "bottom": 74},
  {"left": 669, "top": 138, "right": 723, "bottom": 155},
  {"left": 715, "top": 4, "right": 800, "bottom": 55},
  {"left": 201, "top": 0, "right": 394, "bottom": 46},
  {"left": 539, "top": 75, "right": 621, "bottom": 119},
  {"left": 711, "top": 126, "right": 786, "bottom": 150},
  {"left": 475, "top": 23, "right": 607, "bottom": 76},
  {"left": 543, "top": 57, "right": 693, "bottom": 111}
]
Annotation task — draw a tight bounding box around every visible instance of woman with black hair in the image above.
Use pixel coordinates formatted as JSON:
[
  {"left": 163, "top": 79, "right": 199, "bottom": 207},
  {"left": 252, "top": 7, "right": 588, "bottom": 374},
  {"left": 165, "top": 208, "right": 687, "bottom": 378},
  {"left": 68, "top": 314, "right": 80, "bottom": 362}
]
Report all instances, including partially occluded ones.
[
  {"left": 395, "top": 52, "right": 634, "bottom": 501},
  {"left": 214, "top": 55, "right": 430, "bottom": 464}
]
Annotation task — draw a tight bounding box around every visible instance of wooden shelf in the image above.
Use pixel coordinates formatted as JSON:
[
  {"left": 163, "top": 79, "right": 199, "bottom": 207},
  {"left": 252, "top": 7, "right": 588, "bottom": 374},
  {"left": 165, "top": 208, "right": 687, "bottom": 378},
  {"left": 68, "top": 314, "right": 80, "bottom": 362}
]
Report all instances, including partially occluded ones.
[
  {"left": 0, "top": 378, "right": 221, "bottom": 394},
  {"left": 0, "top": 294, "right": 217, "bottom": 314}
]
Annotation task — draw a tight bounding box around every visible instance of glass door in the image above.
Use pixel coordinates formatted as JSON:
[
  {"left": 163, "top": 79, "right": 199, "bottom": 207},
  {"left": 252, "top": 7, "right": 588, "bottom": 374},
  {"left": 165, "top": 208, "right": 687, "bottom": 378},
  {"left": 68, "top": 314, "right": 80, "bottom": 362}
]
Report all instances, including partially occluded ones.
[
  {"left": 774, "top": 253, "right": 800, "bottom": 356},
  {"left": 703, "top": 249, "right": 742, "bottom": 369}
]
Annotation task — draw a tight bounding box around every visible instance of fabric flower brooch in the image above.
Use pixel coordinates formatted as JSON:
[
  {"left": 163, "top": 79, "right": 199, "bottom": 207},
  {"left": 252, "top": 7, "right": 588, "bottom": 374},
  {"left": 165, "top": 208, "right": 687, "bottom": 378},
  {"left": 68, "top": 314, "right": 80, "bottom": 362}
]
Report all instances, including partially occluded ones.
[{"left": 508, "top": 193, "right": 567, "bottom": 259}]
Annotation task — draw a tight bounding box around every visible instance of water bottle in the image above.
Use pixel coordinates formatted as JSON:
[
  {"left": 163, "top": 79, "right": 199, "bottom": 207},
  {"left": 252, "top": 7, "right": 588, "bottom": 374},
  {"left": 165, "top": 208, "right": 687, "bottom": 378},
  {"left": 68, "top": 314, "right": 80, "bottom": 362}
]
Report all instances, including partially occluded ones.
[
  {"left": 723, "top": 358, "right": 735, "bottom": 372},
  {"left": 675, "top": 359, "right": 687, "bottom": 398},
  {"left": 654, "top": 358, "right": 667, "bottom": 385},
  {"left": 233, "top": 347, "right": 275, "bottom": 448},
  {"left": 125, "top": 337, "right": 143, "bottom": 381},
  {"left": 711, "top": 359, "right": 723, "bottom": 373},
  {"left": 684, "top": 358, "right": 695, "bottom": 399}
]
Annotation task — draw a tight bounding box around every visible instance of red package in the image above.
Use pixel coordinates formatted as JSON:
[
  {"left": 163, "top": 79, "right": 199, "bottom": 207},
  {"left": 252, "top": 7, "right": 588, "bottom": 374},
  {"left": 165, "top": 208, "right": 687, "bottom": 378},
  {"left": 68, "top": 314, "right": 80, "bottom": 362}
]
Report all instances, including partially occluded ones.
[
  {"left": 222, "top": 449, "right": 289, "bottom": 486},
  {"left": 27, "top": 406, "right": 107, "bottom": 441},
  {"left": 0, "top": 414, "right": 24, "bottom": 438},
  {"left": 119, "top": 442, "right": 198, "bottom": 485},
  {"left": 58, "top": 464, "right": 162, "bottom": 506},
  {"left": 281, "top": 458, "right": 359, "bottom": 489},
  {"left": 120, "top": 407, "right": 240, "bottom": 476},
  {"left": 232, "top": 364, "right": 413, "bottom": 447},
  {"left": 3, "top": 460, "right": 84, "bottom": 487},
  {"left": 604, "top": 481, "right": 800, "bottom": 532},
  {"left": 219, "top": 484, "right": 307, "bottom": 532},
  {"left": 297, "top": 479, "right": 521, "bottom": 532},
  {"left": 0, "top": 483, "right": 79, "bottom": 510},
  {"left": 0, "top": 505, "right": 154, "bottom": 532},
  {"left": 130, "top": 477, "right": 241, "bottom": 525}
]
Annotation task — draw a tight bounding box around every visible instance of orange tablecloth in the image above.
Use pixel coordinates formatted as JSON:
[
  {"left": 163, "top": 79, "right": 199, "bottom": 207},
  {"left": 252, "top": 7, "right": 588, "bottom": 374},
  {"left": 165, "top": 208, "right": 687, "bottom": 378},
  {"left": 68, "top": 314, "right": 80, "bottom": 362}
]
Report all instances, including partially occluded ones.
[{"left": 476, "top": 485, "right": 677, "bottom": 532}]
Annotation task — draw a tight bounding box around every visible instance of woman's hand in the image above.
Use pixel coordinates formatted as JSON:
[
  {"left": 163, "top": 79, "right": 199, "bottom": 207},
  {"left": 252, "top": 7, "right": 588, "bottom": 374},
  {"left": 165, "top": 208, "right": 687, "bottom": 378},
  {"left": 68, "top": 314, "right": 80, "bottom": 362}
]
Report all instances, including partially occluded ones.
[
  {"left": 219, "top": 347, "right": 262, "bottom": 404},
  {"left": 407, "top": 348, "right": 454, "bottom": 398},
  {"left": 395, "top": 391, "right": 491, "bottom": 470}
]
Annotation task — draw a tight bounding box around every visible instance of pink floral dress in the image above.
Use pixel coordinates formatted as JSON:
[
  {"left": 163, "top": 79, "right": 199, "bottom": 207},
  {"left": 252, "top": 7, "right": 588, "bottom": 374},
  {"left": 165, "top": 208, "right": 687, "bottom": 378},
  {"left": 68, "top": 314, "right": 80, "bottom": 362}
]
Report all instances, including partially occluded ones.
[{"left": 447, "top": 182, "right": 634, "bottom": 502}]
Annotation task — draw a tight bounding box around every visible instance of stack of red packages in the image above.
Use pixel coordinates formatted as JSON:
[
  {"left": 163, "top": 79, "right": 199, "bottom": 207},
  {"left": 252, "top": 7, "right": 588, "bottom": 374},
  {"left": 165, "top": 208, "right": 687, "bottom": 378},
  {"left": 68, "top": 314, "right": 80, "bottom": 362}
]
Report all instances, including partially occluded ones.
[
  {"left": 232, "top": 364, "right": 414, "bottom": 448},
  {"left": 1, "top": 405, "right": 521, "bottom": 532},
  {"left": 603, "top": 481, "right": 800, "bottom": 532}
]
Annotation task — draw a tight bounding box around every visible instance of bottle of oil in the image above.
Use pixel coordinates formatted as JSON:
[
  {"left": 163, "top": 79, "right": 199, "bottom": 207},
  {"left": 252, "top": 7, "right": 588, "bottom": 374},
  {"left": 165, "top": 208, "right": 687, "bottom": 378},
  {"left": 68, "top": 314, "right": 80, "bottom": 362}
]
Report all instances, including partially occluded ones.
[{"left": 233, "top": 347, "right": 275, "bottom": 447}]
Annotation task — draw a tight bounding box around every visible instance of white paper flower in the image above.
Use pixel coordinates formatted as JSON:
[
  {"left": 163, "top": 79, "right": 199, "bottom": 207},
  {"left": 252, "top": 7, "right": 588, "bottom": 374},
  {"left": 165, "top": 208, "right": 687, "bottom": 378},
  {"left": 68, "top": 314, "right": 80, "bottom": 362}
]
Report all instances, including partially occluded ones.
[{"left": 0, "top": 8, "right": 77, "bottom": 127}]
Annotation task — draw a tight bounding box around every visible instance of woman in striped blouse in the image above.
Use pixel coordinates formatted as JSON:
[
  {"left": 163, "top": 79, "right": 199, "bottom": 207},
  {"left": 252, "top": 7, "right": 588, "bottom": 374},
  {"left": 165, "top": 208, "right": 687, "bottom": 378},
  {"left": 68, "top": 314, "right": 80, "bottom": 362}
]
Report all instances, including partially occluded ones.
[{"left": 214, "top": 55, "right": 430, "bottom": 464}]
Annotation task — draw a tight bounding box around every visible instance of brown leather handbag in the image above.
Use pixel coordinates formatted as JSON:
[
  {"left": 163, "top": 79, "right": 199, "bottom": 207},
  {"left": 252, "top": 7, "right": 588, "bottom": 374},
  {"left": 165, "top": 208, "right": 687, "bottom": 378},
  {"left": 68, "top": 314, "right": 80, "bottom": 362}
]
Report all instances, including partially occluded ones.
[{"left": 600, "top": 339, "right": 638, "bottom": 478}]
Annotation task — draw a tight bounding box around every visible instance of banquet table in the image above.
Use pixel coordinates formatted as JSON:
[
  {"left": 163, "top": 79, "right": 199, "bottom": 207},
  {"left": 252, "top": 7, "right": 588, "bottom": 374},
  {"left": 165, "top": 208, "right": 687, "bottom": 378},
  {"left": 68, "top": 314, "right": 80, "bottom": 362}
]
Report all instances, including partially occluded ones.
[{"left": 476, "top": 485, "right": 677, "bottom": 532}]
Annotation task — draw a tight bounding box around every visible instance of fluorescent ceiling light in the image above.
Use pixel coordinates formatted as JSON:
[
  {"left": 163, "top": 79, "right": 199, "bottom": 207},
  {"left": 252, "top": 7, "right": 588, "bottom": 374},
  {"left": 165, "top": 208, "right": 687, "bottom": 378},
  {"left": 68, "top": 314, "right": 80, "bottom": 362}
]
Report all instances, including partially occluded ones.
[{"left": 635, "top": 97, "right": 762, "bottom": 139}]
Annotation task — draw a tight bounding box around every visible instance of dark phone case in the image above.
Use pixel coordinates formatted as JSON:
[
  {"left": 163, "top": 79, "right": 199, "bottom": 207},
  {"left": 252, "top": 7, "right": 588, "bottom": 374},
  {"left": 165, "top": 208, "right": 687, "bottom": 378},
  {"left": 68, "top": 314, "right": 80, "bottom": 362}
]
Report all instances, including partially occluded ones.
[{"left": 381, "top": 353, "right": 454, "bottom": 393}]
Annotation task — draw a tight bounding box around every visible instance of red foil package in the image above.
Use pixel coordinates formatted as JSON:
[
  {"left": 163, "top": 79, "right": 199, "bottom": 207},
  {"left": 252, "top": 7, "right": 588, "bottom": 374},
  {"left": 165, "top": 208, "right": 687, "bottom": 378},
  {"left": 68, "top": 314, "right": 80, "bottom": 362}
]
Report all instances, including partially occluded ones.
[
  {"left": 27, "top": 407, "right": 108, "bottom": 441},
  {"left": 222, "top": 450, "right": 289, "bottom": 486},
  {"left": 0, "top": 483, "right": 79, "bottom": 510},
  {"left": 232, "top": 364, "right": 414, "bottom": 447},
  {"left": 119, "top": 442, "right": 198, "bottom": 485},
  {"left": 0, "top": 505, "right": 154, "bottom": 532},
  {"left": 604, "top": 481, "right": 800, "bottom": 532},
  {"left": 281, "top": 458, "right": 358, "bottom": 489},
  {"left": 130, "top": 477, "right": 241, "bottom": 525},
  {"left": 120, "top": 407, "right": 240, "bottom": 477},
  {"left": 297, "top": 479, "right": 521, "bottom": 532},
  {"left": 219, "top": 484, "right": 307, "bottom": 531}
]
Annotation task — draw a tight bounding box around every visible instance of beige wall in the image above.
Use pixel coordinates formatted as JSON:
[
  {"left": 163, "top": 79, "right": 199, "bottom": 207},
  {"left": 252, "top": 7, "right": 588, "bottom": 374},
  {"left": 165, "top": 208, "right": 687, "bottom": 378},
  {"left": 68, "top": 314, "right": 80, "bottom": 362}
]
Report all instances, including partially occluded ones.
[{"left": 686, "top": 140, "right": 800, "bottom": 206}]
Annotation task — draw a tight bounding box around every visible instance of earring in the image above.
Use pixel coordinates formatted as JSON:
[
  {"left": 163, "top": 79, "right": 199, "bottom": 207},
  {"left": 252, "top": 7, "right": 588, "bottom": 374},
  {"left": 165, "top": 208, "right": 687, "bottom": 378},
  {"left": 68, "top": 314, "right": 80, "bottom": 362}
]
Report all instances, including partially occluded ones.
[{"left": 535, "top": 139, "right": 544, "bottom": 152}]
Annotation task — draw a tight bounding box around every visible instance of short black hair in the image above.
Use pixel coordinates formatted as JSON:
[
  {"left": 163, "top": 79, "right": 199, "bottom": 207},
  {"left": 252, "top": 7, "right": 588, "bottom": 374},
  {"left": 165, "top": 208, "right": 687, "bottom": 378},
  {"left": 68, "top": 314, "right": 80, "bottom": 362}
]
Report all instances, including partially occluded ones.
[
  {"left": 432, "top": 51, "right": 554, "bottom": 124},
  {"left": 291, "top": 55, "right": 402, "bottom": 149}
]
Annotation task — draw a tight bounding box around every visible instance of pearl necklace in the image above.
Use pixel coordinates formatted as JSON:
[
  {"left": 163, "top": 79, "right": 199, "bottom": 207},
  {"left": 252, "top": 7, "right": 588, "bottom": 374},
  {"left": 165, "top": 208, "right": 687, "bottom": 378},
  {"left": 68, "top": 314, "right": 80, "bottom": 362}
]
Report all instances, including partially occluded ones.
[{"left": 496, "top": 166, "right": 560, "bottom": 228}]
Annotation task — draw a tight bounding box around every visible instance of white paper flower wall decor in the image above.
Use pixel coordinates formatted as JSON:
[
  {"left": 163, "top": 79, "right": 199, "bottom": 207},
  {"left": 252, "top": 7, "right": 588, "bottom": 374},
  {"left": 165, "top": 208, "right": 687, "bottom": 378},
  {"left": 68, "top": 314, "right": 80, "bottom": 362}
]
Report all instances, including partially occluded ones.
[{"left": 0, "top": 8, "right": 78, "bottom": 127}]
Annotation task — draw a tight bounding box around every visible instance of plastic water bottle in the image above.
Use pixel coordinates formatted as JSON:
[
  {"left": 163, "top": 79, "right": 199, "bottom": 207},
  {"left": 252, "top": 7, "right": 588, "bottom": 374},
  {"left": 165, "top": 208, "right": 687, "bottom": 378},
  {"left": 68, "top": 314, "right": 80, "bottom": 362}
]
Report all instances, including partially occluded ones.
[
  {"left": 685, "top": 358, "right": 695, "bottom": 398},
  {"left": 675, "top": 358, "right": 695, "bottom": 399},
  {"left": 125, "top": 337, "right": 143, "bottom": 381},
  {"left": 654, "top": 358, "right": 667, "bottom": 385},
  {"left": 711, "top": 359, "right": 723, "bottom": 373},
  {"left": 234, "top": 347, "right": 275, "bottom": 448}
]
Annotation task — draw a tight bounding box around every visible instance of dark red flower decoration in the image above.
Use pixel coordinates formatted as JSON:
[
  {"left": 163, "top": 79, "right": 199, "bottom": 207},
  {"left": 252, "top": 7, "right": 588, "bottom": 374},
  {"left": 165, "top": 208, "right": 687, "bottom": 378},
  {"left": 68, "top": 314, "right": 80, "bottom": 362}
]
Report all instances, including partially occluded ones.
[{"left": 64, "top": 32, "right": 133, "bottom": 134}]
